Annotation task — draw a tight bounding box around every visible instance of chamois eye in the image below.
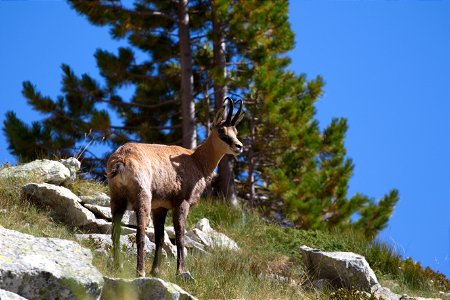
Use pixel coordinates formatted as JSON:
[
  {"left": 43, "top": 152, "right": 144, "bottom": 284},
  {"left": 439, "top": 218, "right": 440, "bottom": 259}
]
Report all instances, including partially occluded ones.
[{"left": 218, "top": 128, "right": 225, "bottom": 134}]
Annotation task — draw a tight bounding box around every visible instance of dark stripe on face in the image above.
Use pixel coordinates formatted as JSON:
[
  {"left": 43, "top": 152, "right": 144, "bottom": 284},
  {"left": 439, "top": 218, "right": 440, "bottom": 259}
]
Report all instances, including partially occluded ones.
[
  {"left": 219, "top": 133, "right": 234, "bottom": 146},
  {"left": 218, "top": 129, "right": 234, "bottom": 146}
]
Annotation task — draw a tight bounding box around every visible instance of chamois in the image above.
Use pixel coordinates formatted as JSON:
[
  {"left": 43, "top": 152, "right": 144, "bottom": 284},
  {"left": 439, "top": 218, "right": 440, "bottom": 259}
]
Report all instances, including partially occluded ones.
[{"left": 107, "top": 98, "right": 244, "bottom": 279}]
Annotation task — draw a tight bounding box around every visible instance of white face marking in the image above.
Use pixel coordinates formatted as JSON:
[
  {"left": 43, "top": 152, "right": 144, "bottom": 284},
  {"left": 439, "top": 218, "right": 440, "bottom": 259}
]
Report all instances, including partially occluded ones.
[{"left": 215, "top": 126, "right": 243, "bottom": 155}]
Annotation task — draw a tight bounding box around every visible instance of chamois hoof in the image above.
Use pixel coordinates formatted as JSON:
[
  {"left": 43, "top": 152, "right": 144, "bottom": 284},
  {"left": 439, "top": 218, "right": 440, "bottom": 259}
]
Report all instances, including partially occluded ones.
[{"left": 178, "top": 272, "right": 195, "bottom": 281}]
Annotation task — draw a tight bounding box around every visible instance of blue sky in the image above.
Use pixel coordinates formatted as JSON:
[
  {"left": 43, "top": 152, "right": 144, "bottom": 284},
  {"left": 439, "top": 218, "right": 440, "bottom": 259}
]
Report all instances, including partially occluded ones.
[{"left": 0, "top": 1, "right": 448, "bottom": 277}]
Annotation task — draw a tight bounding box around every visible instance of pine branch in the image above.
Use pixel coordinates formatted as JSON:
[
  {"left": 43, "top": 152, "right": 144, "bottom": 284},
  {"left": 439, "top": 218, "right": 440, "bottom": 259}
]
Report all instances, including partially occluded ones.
[
  {"left": 77, "top": 1, "right": 177, "bottom": 23},
  {"left": 97, "top": 98, "right": 178, "bottom": 109},
  {"left": 110, "top": 124, "right": 181, "bottom": 130}
]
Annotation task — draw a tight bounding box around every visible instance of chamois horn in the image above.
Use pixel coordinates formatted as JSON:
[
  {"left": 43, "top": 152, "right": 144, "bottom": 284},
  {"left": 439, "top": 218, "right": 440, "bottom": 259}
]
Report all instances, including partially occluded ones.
[
  {"left": 224, "top": 97, "right": 234, "bottom": 125},
  {"left": 231, "top": 99, "right": 244, "bottom": 125}
]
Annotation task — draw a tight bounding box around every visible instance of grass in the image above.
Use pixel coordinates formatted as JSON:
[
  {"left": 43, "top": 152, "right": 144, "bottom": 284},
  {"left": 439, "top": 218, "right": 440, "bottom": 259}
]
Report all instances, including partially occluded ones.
[
  {"left": 0, "top": 168, "right": 448, "bottom": 299},
  {"left": 0, "top": 171, "right": 75, "bottom": 239}
]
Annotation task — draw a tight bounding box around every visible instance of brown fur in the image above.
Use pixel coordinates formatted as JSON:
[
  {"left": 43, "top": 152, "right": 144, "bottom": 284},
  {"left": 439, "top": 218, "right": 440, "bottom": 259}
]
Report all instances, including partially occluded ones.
[{"left": 107, "top": 104, "right": 243, "bottom": 278}]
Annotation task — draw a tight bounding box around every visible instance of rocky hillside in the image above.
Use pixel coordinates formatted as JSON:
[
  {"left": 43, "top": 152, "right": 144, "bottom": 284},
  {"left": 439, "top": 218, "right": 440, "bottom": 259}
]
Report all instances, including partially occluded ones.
[{"left": 0, "top": 158, "right": 448, "bottom": 299}]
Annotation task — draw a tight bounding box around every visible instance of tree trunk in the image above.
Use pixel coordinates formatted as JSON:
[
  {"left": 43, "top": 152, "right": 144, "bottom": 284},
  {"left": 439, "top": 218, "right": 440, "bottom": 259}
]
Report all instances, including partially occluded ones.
[
  {"left": 212, "top": 1, "right": 238, "bottom": 207},
  {"left": 178, "top": 0, "right": 197, "bottom": 149},
  {"left": 246, "top": 109, "right": 256, "bottom": 204}
]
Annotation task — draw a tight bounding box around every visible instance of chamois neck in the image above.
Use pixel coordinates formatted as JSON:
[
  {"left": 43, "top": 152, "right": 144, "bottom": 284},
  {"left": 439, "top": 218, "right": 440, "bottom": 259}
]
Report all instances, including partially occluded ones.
[{"left": 192, "top": 135, "right": 225, "bottom": 176}]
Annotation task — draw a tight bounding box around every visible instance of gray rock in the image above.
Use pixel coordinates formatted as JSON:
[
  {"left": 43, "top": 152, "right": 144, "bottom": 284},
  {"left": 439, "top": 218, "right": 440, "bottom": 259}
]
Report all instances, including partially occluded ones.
[
  {"left": 164, "top": 226, "right": 205, "bottom": 254},
  {"left": 80, "top": 192, "right": 111, "bottom": 207},
  {"left": 184, "top": 235, "right": 207, "bottom": 255},
  {"left": 300, "top": 245, "right": 378, "bottom": 292},
  {"left": 75, "top": 234, "right": 163, "bottom": 257},
  {"left": 0, "top": 159, "right": 72, "bottom": 185},
  {"left": 372, "top": 284, "right": 399, "bottom": 300},
  {"left": 22, "top": 183, "right": 111, "bottom": 233},
  {"left": 58, "top": 157, "right": 81, "bottom": 181},
  {"left": 164, "top": 226, "right": 205, "bottom": 253},
  {"left": 312, "top": 278, "right": 333, "bottom": 291},
  {"left": 83, "top": 204, "right": 140, "bottom": 227},
  {"left": 146, "top": 228, "right": 178, "bottom": 258},
  {"left": 165, "top": 226, "right": 177, "bottom": 240},
  {"left": 0, "top": 227, "right": 103, "bottom": 300},
  {"left": 399, "top": 296, "right": 442, "bottom": 300},
  {"left": 186, "top": 218, "right": 238, "bottom": 250},
  {"left": 100, "top": 277, "right": 197, "bottom": 300},
  {"left": 0, "top": 288, "right": 27, "bottom": 300}
]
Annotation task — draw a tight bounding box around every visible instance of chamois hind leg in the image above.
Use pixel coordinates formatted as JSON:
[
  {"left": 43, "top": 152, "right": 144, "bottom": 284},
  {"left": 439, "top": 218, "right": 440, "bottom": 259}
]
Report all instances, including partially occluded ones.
[
  {"left": 135, "top": 190, "right": 151, "bottom": 277},
  {"left": 150, "top": 207, "right": 168, "bottom": 277},
  {"left": 111, "top": 196, "right": 127, "bottom": 270},
  {"left": 173, "top": 200, "right": 193, "bottom": 281}
]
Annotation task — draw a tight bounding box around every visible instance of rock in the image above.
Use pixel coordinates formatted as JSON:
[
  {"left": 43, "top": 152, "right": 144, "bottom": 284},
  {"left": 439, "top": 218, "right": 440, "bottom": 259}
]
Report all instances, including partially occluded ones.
[
  {"left": 22, "top": 183, "right": 110, "bottom": 233},
  {"left": 80, "top": 192, "right": 111, "bottom": 207},
  {"left": 146, "top": 228, "right": 178, "bottom": 258},
  {"left": 0, "top": 227, "right": 103, "bottom": 300},
  {"left": 165, "top": 226, "right": 176, "bottom": 240},
  {"left": 186, "top": 218, "right": 238, "bottom": 250},
  {"left": 164, "top": 226, "right": 206, "bottom": 254},
  {"left": 83, "top": 204, "right": 113, "bottom": 220},
  {"left": 0, "top": 288, "right": 27, "bottom": 300},
  {"left": 0, "top": 159, "right": 72, "bottom": 185},
  {"left": 100, "top": 277, "right": 197, "bottom": 300},
  {"left": 184, "top": 235, "right": 208, "bottom": 255},
  {"left": 59, "top": 157, "right": 81, "bottom": 181},
  {"left": 399, "top": 296, "right": 442, "bottom": 300},
  {"left": 372, "top": 284, "right": 399, "bottom": 300},
  {"left": 75, "top": 233, "right": 164, "bottom": 257},
  {"left": 312, "top": 278, "right": 333, "bottom": 291},
  {"left": 300, "top": 245, "right": 378, "bottom": 292},
  {"left": 83, "top": 204, "right": 140, "bottom": 227}
]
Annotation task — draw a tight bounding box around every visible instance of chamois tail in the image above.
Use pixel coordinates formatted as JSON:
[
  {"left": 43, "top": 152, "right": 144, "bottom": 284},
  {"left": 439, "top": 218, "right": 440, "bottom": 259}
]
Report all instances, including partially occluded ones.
[{"left": 109, "top": 161, "right": 125, "bottom": 179}]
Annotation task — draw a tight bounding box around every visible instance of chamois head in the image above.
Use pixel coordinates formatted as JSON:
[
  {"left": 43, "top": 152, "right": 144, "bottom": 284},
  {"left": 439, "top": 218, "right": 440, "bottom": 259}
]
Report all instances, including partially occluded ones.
[{"left": 211, "top": 97, "right": 244, "bottom": 155}]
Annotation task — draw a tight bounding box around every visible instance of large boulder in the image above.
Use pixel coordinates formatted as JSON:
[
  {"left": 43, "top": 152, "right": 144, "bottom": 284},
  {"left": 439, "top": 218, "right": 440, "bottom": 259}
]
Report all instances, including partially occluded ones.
[
  {"left": 0, "top": 159, "right": 77, "bottom": 185},
  {"left": 22, "top": 183, "right": 111, "bottom": 233},
  {"left": 186, "top": 218, "right": 238, "bottom": 251},
  {"left": 300, "top": 245, "right": 378, "bottom": 292},
  {"left": 100, "top": 277, "right": 197, "bottom": 300},
  {"left": 0, "top": 227, "right": 103, "bottom": 300}
]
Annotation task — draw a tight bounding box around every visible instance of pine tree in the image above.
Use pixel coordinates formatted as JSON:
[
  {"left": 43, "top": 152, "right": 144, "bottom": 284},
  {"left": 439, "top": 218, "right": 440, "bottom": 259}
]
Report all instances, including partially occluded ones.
[
  {"left": 2, "top": 0, "right": 399, "bottom": 237},
  {"left": 212, "top": 0, "right": 399, "bottom": 236}
]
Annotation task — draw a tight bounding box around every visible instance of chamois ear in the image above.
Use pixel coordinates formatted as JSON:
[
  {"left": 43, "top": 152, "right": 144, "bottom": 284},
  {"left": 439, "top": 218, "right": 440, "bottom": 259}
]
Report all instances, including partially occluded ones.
[
  {"left": 213, "top": 107, "right": 226, "bottom": 126},
  {"left": 213, "top": 97, "right": 233, "bottom": 127}
]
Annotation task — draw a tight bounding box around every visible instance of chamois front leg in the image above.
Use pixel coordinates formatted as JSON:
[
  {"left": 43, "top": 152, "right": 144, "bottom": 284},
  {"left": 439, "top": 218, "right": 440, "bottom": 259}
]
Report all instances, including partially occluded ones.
[
  {"left": 136, "top": 191, "right": 151, "bottom": 277},
  {"left": 151, "top": 207, "right": 168, "bottom": 277},
  {"left": 173, "top": 200, "right": 193, "bottom": 281}
]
